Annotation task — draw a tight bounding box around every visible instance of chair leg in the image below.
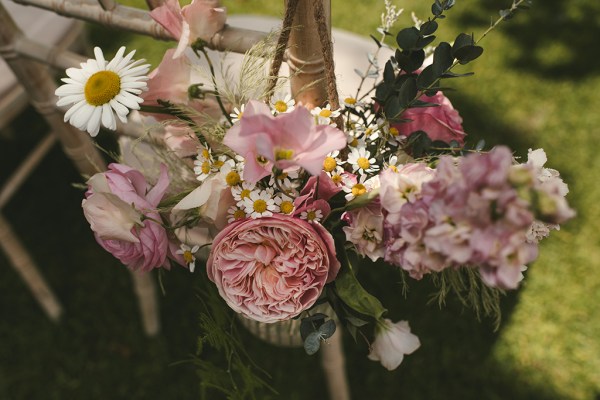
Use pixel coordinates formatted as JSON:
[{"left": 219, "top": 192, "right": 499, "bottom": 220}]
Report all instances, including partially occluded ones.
[
  {"left": 0, "top": 213, "right": 62, "bottom": 322},
  {"left": 321, "top": 329, "right": 351, "bottom": 400},
  {"left": 129, "top": 269, "right": 160, "bottom": 336}
]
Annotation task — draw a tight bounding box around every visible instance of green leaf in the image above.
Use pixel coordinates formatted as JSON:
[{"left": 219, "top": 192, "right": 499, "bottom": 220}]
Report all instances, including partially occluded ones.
[
  {"left": 417, "top": 64, "right": 439, "bottom": 89},
  {"left": 453, "top": 45, "right": 484, "bottom": 64},
  {"left": 345, "top": 315, "right": 370, "bottom": 327},
  {"left": 432, "top": 42, "right": 454, "bottom": 75},
  {"left": 441, "top": 71, "right": 474, "bottom": 79},
  {"left": 318, "top": 320, "right": 337, "bottom": 339},
  {"left": 384, "top": 95, "right": 401, "bottom": 120},
  {"left": 345, "top": 188, "right": 380, "bottom": 211},
  {"left": 420, "top": 20, "right": 438, "bottom": 35},
  {"left": 383, "top": 59, "right": 395, "bottom": 83},
  {"left": 431, "top": 1, "right": 443, "bottom": 16},
  {"left": 416, "top": 35, "right": 436, "bottom": 50},
  {"left": 395, "top": 49, "right": 425, "bottom": 72},
  {"left": 334, "top": 258, "right": 387, "bottom": 321},
  {"left": 452, "top": 32, "right": 475, "bottom": 54},
  {"left": 396, "top": 27, "right": 420, "bottom": 51},
  {"left": 304, "top": 331, "right": 322, "bottom": 355},
  {"left": 375, "top": 82, "right": 392, "bottom": 103},
  {"left": 370, "top": 34, "right": 382, "bottom": 48},
  {"left": 398, "top": 77, "right": 418, "bottom": 108}
]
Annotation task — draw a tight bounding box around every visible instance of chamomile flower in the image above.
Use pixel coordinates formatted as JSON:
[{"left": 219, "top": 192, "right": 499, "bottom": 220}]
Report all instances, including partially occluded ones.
[
  {"left": 242, "top": 189, "right": 277, "bottom": 219},
  {"left": 56, "top": 46, "right": 150, "bottom": 137},
  {"left": 271, "top": 93, "right": 295, "bottom": 114},
  {"left": 322, "top": 150, "right": 342, "bottom": 173},
  {"left": 269, "top": 168, "right": 300, "bottom": 192},
  {"left": 274, "top": 195, "right": 296, "bottom": 215},
  {"left": 347, "top": 147, "right": 380, "bottom": 175},
  {"left": 176, "top": 244, "right": 200, "bottom": 273},
  {"left": 342, "top": 96, "right": 364, "bottom": 109},
  {"left": 300, "top": 207, "right": 323, "bottom": 224},
  {"left": 227, "top": 205, "right": 247, "bottom": 223},
  {"left": 232, "top": 181, "right": 256, "bottom": 202},
  {"left": 312, "top": 104, "right": 341, "bottom": 125},
  {"left": 343, "top": 174, "right": 374, "bottom": 201},
  {"left": 193, "top": 150, "right": 215, "bottom": 182},
  {"left": 346, "top": 131, "right": 366, "bottom": 148},
  {"left": 328, "top": 166, "right": 346, "bottom": 187},
  {"left": 230, "top": 104, "right": 245, "bottom": 123}
]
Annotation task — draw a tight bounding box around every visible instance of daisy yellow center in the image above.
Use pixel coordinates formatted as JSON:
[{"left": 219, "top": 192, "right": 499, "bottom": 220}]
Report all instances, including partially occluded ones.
[
  {"left": 237, "top": 111, "right": 243, "bottom": 119},
  {"left": 323, "top": 157, "right": 337, "bottom": 172},
  {"left": 365, "top": 128, "right": 373, "bottom": 136},
  {"left": 213, "top": 160, "right": 224, "bottom": 169},
  {"left": 389, "top": 127, "right": 400, "bottom": 136},
  {"left": 351, "top": 183, "right": 367, "bottom": 197},
  {"left": 274, "top": 100, "right": 288, "bottom": 113},
  {"left": 84, "top": 70, "right": 121, "bottom": 106},
  {"left": 233, "top": 209, "right": 246, "bottom": 219},
  {"left": 253, "top": 199, "right": 267, "bottom": 213},
  {"left": 277, "top": 172, "right": 288, "bottom": 180},
  {"left": 183, "top": 250, "right": 194, "bottom": 264},
  {"left": 226, "top": 171, "right": 241, "bottom": 186},
  {"left": 349, "top": 137, "right": 358, "bottom": 147},
  {"left": 357, "top": 157, "right": 370, "bottom": 170},
  {"left": 240, "top": 189, "right": 251, "bottom": 199},
  {"left": 201, "top": 161, "right": 211, "bottom": 174},
  {"left": 201, "top": 149, "right": 210, "bottom": 159},
  {"left": 275, "top": 149, "right": 294, "bottom": 161},
  {"left": 390, "top": 165, "right": 398, "bottom": 172},
  {"left": 280, "top": 201, "right": 294, "bottom": 214},
  {"left": 332, "top": 174, "right": 343, "bottom": 184},
  {"left": 306, "top": 210, "right": 317, "bottom": 221},
  {"left": 344, "top": 97, "right": 356, "bottom": 105},
  {"left": 319, "top": 109, "right": 332, "bottom": 118}
]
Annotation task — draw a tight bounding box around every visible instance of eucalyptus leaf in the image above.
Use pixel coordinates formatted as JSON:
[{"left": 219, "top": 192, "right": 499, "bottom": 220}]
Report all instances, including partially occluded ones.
[
  {"left": 384, "top": 95, "right": 401, "bottom": 120},
  {"left": 452, "top": 32, "right": 475, "bottom": 54},
  {"left": 420, "top": 20, "right": 438, "bottom": 35},
  {"left": 345, "top": 315, "right": 370, "bottom": 327},
  {"left": 432, "top": 42, "right": 454, "bottom": 75},
  {"left": 416, "top": 64, "right": 439, "bottom": 89},
  {"left": 318, "top": 320, "right": 337, "bottom": 339},
  {"left": 416, "top": 35, "right": 436, "bottom": 50},
  {"left": 304, "top": 331, "right": 322, "bottom": 355},
  {"left": 398, "top": 78, "right": 418, "bottom": 108},
  {"left": 396, "top": 27, "right": 420, "bottom": 51},
  {"left": 370, "top": 34, "right": 382, "bottom": 48},
  {"left": 383, "top": 59, "right": 395, "bottom": 83},
  {"left": 454, "top": 45, "right": 484, "bottom": 64}
]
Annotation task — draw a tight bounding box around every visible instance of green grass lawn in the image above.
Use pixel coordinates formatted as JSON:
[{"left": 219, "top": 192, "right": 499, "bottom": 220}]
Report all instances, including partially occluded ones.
[{"left": 1, "top": 0, "right": 599, "bottom": 399}]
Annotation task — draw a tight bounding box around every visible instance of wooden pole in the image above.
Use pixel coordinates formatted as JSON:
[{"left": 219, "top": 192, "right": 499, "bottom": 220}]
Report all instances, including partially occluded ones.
[{"left": 286, "top": 0, "right": 330, "bottom": 107}]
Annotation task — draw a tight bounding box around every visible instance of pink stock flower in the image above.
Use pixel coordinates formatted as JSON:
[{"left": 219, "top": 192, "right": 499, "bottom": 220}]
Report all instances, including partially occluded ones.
[
  {"left": 368, "top": 319, "right": 421, "bottom": 371},
  {"left": 150, "top": 0, "right": 226, "bottom": 58},
  {"left": 393, "top": 90, "right": 466, "bottom": 145},
  {"left": 223, "top": 100, "right": 347, "bottom": 183},
  {"left": 343, "top": 204, "right": 385, "bottom": 262},
  {"left": 83, "top": 163, "right": 182, "bottom": 272},
  {"left": 379, "top": 163, "right": 435, "bottom": 215},
  {"left": 206, "top": 213, "right": 340, "bottom": 323}
]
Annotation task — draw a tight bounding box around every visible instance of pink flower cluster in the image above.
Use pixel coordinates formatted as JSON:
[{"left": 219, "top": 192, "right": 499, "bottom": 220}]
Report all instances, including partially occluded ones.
[
  {"left": 379, "top": 147, "right": 574, "bottom": 289},
  {"left": 82, "top": 163, "right": 184, "bottom": 271}
]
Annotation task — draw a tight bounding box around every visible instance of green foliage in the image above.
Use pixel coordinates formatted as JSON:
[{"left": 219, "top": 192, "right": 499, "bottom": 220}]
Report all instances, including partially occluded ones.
[{"left": 193, "top": 287, "right": 276, "bottom": 400}]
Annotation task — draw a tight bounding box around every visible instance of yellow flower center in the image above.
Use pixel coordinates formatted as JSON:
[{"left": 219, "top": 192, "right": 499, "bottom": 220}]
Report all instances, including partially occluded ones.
[
  {"left": 183, "top": 250, "right": 194, "bottom": 264},
  {"left": 390, "top": 165, "right": 398, "bottom": 172},
  {"left": 213, "top": 160, "right": 224, "bottom": 169},
  {"left": 253, "top": 199, "right": 267, "bottom": 213},
  {"left": 233, "top": 209, "right": 246, "bottom": 220},
  {"left": 240, "top": 189, "right": 251, "bottom": 199},
  {"left": 332, "top": 174, "right": 343, "bottom": 184},
  {"left": 84, "top": 70, "right": 121, "bottom": 106},
  {"left": 306, "top": 210, "right": 317, "bottom": 221},
  {"left": 274, "top": 100, "right": 288, "bottom": 113},
  {"left": 201, "top": 161, "right": 211, "bottom": 174},
  {"left": 280, "top": 201, "right": 294, "bottom": 214},
  {"left": 323, "top": 156, "right": 337, "bottom": 172},
  {"left": 237, "top": 111, "right": 243, "bottom": 119},
  {"left": 349, "top": 137, "right": 358, "bottom": 147},
  {"left": 389, "top": 127, "right": 400, "bottom": 137},
  {"left": 201, "top": 149, "right": 210, "bottom": 159},
  {"left": 357, "top": 157, "right": 370, "bottom": 170},
  {"left": 344, "top": 97, "right": 356, "bottom": 105},
  {"left": 319, "top": 109, "right": 332, "bottom": 118},
  {"left": 276, "top": 172, "right": 288, "bottom": 181},
  {"left": 351, "top": 183, "right": 367, "bottom": 197},
  {"left": 226, "top": 171, "right": 241, "bottom": 186},
  {"left": 365, "top": 128, "right": 373, "bottom": 136},
  {"left": 275, "top": 149, "right": 294, "bottom": 161}
]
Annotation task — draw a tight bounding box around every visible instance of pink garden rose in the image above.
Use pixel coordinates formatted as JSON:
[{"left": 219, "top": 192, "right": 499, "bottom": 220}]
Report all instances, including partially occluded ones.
[
  {"left": 393, "top": 90, "right": 466, "bottom": 145},
  {"left": 150, "top": 0, "right": 226, "bottom": 58},
  {"left": 206, "top": 213, "right": 341, "bottom": 323},
  {"left": 223, "top": 100, "right": 347, "bottom": 183},
  {"left": 83, "top": 163, "right": 183, "bottom": 271}
]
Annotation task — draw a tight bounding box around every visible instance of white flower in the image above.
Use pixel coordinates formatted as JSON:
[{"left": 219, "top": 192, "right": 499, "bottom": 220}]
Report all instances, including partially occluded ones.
[
  {"left": 242, "top": 189, "right": 277, "bottom": 219},
  {"left": 230, "top": 104, "right": 245, "bottom": 123},
  {"left": 227, "top": 205, "right": 247, "bottom": 223},
  {"left": 342, "top": 207, "right": 384, "bottom": 262},
  {"left": 322, "top": 150, "right": 342, "bottom": 174},
  {"left": 347, "top": 147, "right": 380, "bottom": 175},
  {"left": 328, "top": 166, "right": 346, "bottom": 187},
  {"left": 300, "top": 207, "right": 323, "bottom": 224},
  {"left": 341, "top": 96, "right": 364, "bottom": 109},
  {"left": 55, "top": 46, "right": 150, "bottom": 137},
  {"left": 269, "top": 168, "right": 300, "bottom": 192},
  {"left": 368, "top": 319, "right": 420, "bottom": 371},
  {"left": 274, "top": 195, "right": 295, "bottom": 215},
  {"left": 176, "top": 244, "right": 200, "bottom": 273},
  {"left": 342, "top": 174, "right": 373, "bottom": 201},
  {"left": 232, "top": 181, "right": 256, "bottom": 202},
  {"left": 271, "top": 93, "right": 295, "bottom": 114},
  {"left": 311, "top": 104, "right": 341, "bottom": 125}
]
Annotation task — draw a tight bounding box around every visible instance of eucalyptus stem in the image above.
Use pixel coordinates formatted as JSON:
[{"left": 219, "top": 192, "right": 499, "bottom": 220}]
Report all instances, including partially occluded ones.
[{"left": 476, "top": 0, "right": 529, "bottom": 45}]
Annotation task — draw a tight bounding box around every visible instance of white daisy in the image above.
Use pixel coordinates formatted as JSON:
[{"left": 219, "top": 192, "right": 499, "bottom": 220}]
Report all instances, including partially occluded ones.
[
  {"left": 322, "top": 150, "right": 342, "bottom": 173},
  {"left": 341, "top": 96, "right": 364, "bottom": 109},
  {"left": 347, "top": 147, "right": 380, "bottom": 175},
  {"left": 342, "top": 174, "right": 374, "bottom": 201},
  {"left": 274, "top": 195, "right": 296, "bottom": 215},
  {"left": 176, "top": 244, "right": 200, "bottom": 273},
  {"left": 232, "top": 181, "right": 256, "bottom": 202},
  {"left": 242, "top": 189, "right": 277, "bottom": 219},
  {"left": 300, "top": 207, "right": 323, "bottom": 224},
  {"left": 269, "top": 168, "right": 300, "bottom": 192},
  {"left": 328, "top": 166, "right": 346, "bottom": 187},
  {"left": 271, "top": 93, "right": 295, "bottom": 114},
  {"left": 230, "top": 104, "right": 245, "bottom": 123},
  {"left": 311, "top": 104, "right": 341, "bottom": 125},
  {"left": 55, "top": 46, "right": 150, "bottom": 137},
  {"left": 227, "top": 205, "right": 247, "bottom": 223}
]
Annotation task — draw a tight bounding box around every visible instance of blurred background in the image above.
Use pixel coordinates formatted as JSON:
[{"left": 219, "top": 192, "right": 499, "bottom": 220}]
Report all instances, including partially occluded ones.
[{"left": 1, "top": 0, "right": 599, "bottom": 398}]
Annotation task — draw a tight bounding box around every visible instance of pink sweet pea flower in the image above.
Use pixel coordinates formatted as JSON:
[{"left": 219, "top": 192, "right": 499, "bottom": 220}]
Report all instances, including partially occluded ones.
[
  {"left": 223, "top": 100, "right": 347, "bottom": 183},
  {"left": 150, "top": 0, "right": 226, "bottom": 58},
  {"left": 368, "top": 319, "right": 420, "bottom": 371},
  {"left": 83, "top": 163, "right": 183, "bottom": 271}
]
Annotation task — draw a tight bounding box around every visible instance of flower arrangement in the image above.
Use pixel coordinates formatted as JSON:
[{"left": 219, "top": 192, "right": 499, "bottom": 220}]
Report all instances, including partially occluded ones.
[{"left": 55, "top": 0, "right": 573, "bottom": 386}]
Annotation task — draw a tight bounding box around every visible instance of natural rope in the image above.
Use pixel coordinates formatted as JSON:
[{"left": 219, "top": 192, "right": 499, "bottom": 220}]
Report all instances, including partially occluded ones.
[
  {"left": 313, "top": 0, "right": 343, "bottom": 128},
  {"left": 265, "top": 0, "right": 299, "bottom": 102}
]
